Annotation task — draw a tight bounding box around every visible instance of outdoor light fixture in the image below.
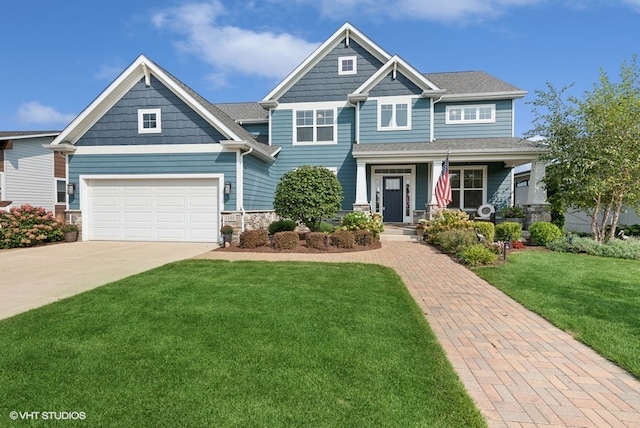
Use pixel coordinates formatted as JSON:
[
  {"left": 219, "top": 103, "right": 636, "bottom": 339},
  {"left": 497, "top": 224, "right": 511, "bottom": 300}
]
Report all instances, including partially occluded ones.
[
  {"left": 66, "top": 183, "right": 76, "bottom": 195},
  {"left": 224, "top": 181, "right": 232, "bottom": 195}
]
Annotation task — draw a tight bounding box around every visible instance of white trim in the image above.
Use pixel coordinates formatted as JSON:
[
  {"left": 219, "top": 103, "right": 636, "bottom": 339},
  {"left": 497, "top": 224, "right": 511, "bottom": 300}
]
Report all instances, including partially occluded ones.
[
  {"left": 55, "top": 178, "right": 67, "bottom": 205},
  {"left": 293, "top": 108, "right": 337, "bottom": 145},
  {"left": 262, "top": 23, "right": 392, "bottom": 102},
  {"left": 445, "top": 104, "right": 495, "bottom": 124},
  {"left": 441, "top": 91, "right": 527, "bottom": 102},
  {"left": 376, "top": 97, "right": 413, "bottom": 131},
  {"left": 50, "top": 55, "right": 247, "bottom": 147},
  {"left": 236, "top": 150, "right": 243, "bottom": 211},
  {"left": 338, "top": 56, "right": 357, "bottom": 75},
  {"left": 79, "top": 173, "right": 224, "bottom": 242},
  {"left": 0, "top": 171, "right": 5, "bottom": 203},
  {"left": 351, "top": 55, "right": 442, "bottom": 96},
  {"left": 137, "top": 108, "right": 162, "bottom": 134},
  {"left": 272, "top": 100, "right": 350, "bottom": 111},
  {"left": 447, "top": 165, "right": 488, "bottom": 210},
  {"left": 511, "top": 99, "right": 516, "bottom": 138},
  {"left": 370, "top": 164, "right": 415, "bottom": 223},
  {"left": 72, "top": 144, "right": 227, "bottom": 155}
]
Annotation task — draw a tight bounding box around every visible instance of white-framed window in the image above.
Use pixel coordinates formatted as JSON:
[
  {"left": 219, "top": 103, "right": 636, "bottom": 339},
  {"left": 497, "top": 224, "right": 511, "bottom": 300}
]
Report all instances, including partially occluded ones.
[
  {"left": 138, "top": 108, "right": 162, "bottom": 134},
  {"left": 55, "top": 179, "right": 67, "bottom": 204},
  {"left": 338, "top": 56, "right": 357, "bottom": 75},
  {"left": 294, "top": 109, "right": 336, "bottom": 144},
  {"left": 449, "top": 167, "right": 487, "bottom": 210},
  {"left": 377, "top": 98, "right": 412, "bottom": 131},
  {"left": 445, "top": 104, "right": 495, "bottom": 124}
]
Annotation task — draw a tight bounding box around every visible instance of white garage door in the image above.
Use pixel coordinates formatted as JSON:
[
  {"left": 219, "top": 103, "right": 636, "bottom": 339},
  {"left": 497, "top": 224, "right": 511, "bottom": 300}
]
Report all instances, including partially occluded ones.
[{"left": 87, "top": 178, "right": 218, "bottom": 242}]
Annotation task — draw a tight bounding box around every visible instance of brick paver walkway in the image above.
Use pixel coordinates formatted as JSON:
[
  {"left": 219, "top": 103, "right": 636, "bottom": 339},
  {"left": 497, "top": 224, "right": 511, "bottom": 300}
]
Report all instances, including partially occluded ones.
[{"left": 196, "top": 240, "right": 640, "bottom": 427}]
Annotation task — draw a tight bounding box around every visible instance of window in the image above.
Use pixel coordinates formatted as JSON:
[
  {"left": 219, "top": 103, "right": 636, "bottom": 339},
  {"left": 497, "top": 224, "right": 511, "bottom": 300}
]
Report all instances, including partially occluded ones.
[
  {"left": 138, "top": 108, "right": 162, "bottom": 134},
  {"left": 56, "top": 179, "right": 67, "bottom": 204},
  {"left": 449, "top": 168, "right": 485, "bottom": 210},
  {"left": 378, "top": 98, "right": 411, "bottom": 130},
  {"left": 294, "top": 109, "right": 336, "bottom": 144},
  {"left": 445, "top": 104, "right": 495, "bottom": 124},
  {"left": 338, "top": 56, "right": 357, "bottom": 75}
]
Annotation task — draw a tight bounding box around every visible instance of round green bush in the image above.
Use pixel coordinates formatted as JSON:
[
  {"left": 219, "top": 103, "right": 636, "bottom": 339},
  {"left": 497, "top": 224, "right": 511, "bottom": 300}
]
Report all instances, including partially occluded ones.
[
  {"left": 472, "top": 221, "right": 495, "bottom": 243},
  {"left": 495, "top": 221, "right": 522, "bottom": 242},
  {"left": 460, "top": 244, "right": 498, "bottom": 266},
  {"left": 528, "top": 221, "right": 563, "bottom": 246},
  {"left": 268, "top": 219, "right": 297, "bottom": 235}
]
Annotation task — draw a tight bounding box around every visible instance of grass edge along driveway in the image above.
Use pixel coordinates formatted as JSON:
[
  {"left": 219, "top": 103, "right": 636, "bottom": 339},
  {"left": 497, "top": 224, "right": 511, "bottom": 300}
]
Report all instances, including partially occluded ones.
[{"left": 0, "top": 260, "right": 485, "bottom": 427}]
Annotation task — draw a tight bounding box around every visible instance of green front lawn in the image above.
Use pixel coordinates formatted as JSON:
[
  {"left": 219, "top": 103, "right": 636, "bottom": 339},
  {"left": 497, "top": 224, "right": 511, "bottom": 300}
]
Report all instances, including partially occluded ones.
[
  {"left": 1, "top": 260, "right": 485, "bottom": 427},
  {"left": 476, "top": 251, "right": 640, "bottom": 378}
]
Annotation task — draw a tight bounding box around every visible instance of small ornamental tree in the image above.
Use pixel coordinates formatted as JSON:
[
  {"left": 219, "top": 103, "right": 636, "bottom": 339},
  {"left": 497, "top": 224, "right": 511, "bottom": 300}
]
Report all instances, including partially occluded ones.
[{"left": 274, "top": 166, "right": 343, "bottom": 232}]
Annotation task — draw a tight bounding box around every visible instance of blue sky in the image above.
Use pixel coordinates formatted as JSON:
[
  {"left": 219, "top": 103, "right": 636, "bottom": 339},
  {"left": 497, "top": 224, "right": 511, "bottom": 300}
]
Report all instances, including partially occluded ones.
[{"left": 2, "top": 0, "right": 639, "bottom": 136}]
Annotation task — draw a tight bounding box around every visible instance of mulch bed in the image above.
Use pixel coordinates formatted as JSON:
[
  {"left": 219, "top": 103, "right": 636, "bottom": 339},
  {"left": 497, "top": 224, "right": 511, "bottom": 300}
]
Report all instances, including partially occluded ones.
[{"left": 216, "top": 239, "right": 382, "bottom": 253}]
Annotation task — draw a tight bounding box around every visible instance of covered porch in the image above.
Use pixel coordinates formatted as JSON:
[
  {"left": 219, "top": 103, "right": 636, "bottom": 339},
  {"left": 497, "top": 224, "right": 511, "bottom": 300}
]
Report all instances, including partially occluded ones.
[{"left": 351, "top": 138, "right": 548, "bottom": 224}]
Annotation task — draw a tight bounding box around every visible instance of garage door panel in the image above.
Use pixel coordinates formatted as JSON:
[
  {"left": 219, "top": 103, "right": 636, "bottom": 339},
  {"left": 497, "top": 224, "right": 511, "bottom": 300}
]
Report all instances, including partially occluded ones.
[{"left": 87, "top": 178, "right": 218, "bottom": 242}]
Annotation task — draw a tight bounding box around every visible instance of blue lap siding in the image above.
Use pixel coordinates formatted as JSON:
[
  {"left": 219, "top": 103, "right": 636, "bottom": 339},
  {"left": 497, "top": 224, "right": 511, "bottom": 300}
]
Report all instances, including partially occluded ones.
[{"left": 67, "top": 152, "right": 237, "bottom": 210}]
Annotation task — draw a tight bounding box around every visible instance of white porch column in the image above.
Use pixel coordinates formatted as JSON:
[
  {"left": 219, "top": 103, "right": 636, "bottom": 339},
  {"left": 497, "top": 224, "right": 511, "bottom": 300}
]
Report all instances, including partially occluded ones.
[
  {"left": 526, "top": 160, "right": 547, "bottom": 204},
  {"left": 355, "top": 161, "right": 368, "bottom": 205},
  {"left": 429, "top": 160, "right": 443, "bottom": 205}
]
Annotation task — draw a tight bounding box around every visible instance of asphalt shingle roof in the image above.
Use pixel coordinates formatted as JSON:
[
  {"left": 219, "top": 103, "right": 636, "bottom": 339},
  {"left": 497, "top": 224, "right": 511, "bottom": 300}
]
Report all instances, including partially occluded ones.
[{"left": 425, "top": 71, "right": 523, "bottom": 95}]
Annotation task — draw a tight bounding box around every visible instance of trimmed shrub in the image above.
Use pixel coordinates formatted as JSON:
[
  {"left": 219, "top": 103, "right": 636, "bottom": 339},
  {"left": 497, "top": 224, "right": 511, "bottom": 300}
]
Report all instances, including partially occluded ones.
[
  {"left": 0, "top": 204, "right": 63, "bottom": 249},
  {"left": 330, "top": 230, "right": 355, "bottom": 249},
  {"left": 529, "top": 221, "right": 563, "bottom": 246},
  {"left": 460, "top": 244, "right": 498, "bottom": 266},
  {"left": 306, "top": 232, "right": 328, "bottom": 251},
  {"left": 433, "top": 229, "right": 478, "bottom": 255},
  {"left": 268, "top": 219, "right": 297, "bottom": 235},
  {"left": 239, "top": 229, "right": 269, "bottom": 249},
  {"left": 472, "top": 221, "right": 495, "bottom": 243},
  {"left": 353, "top": 230, "right": 373, "bottom": 246},
  {"left": 273, "top": 231, "right": 299, "bottom": 250},
  {"left": 495, "top": 221, "right": 522, "bottom": 242}
]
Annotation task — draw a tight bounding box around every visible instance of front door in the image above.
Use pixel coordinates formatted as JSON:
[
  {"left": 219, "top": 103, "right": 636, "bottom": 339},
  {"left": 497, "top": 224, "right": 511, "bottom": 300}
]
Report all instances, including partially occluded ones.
[{"left": 383, "top": 176, "right": 403, "bottom": 222}]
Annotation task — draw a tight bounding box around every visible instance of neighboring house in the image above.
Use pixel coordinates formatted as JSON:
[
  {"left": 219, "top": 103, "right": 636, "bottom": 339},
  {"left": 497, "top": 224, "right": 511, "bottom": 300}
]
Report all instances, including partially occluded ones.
[
  {"left": 0, "top": 131, "right": 65, "bottom": 216},
  {"left": 48, "top": 22, "right": 546, "bottom": 243}
]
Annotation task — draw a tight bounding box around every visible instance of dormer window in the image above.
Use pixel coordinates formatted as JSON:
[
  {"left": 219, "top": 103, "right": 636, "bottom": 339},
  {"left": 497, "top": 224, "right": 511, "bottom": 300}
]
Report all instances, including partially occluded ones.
[
  {"left": 338, "top": 56, "right": 357, "bottom": 75},
  {"left": 138, "top": 108, "right": 162, "bottom": 134}
]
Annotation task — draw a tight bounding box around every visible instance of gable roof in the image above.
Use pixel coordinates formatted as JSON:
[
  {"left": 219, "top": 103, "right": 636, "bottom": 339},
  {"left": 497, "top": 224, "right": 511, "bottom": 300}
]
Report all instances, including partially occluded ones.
[
  {"left": 49, "top": 55, "right": 276, "bottom": 161},
  {"left": 348, "top": 55, "right": 446, "bottom": 103},
  {"left": 0, "top": 131, "right": 59, "bottom": 140},
  {"left": 261, "top": 22, "right": 392, "bottom": 105}
]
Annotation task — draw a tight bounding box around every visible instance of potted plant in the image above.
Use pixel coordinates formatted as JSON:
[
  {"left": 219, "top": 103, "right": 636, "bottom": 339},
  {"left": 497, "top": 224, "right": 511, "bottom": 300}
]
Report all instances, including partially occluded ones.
[
  {"left": 220, "top": 225, "right": 234, "bottom": 245},
  {"left": 497, "top": 205, "right": 525, "bottom": 226},
  {"left": 63, "top": 223, "right": 78, "bottom": 242}
]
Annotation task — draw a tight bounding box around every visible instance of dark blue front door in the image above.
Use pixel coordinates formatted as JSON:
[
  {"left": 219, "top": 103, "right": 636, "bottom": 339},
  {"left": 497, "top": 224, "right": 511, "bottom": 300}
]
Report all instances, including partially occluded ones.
[{"left": 383, "top": 176, "right": 403, "bottom": 222}]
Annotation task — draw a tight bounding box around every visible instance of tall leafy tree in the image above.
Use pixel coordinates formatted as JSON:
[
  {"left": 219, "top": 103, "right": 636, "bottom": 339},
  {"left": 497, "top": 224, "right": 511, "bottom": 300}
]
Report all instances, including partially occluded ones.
[
  {"left": 274, "top": 165, "right": 343, "bottom": 232},
  {"left": 527, "top": 56, "right": 640, "bottom": 242}
]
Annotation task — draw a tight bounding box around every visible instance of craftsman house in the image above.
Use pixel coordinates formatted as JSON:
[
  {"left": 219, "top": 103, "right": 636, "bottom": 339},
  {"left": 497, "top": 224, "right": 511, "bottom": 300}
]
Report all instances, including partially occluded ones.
[{"left": 48, "top": 23, "right": 546, "bottom": 242}]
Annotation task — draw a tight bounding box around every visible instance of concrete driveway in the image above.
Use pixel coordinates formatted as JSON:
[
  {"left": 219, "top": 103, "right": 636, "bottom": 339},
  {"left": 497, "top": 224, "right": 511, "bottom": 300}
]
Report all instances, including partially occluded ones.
[{"left": 0, "top": 241, "right": 216, "bottom": 320}]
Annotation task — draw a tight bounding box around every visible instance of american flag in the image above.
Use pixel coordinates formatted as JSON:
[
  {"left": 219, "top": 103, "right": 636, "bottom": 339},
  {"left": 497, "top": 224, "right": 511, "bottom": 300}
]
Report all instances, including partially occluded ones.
[{"left": 435, "top": 153, "right": 452, "bottom": 208}]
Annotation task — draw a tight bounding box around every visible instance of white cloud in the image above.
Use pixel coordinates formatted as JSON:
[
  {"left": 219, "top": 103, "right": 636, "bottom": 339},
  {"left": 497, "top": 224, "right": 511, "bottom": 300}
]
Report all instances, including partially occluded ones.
[
  {"left": 311, "top": 0, "right": 543, "bottom": 22},
  {"left": 17, "top": 102, "right": 75, "bottom": 125},
  {"left": 152, "top": 1, "right": 319, "bottom": 81}
]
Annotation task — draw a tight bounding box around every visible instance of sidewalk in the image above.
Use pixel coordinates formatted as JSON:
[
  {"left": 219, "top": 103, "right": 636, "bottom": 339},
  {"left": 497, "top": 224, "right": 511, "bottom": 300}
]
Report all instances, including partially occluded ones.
[{"left": 196, "top": 240, "right": 640, "bottom": 427}]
